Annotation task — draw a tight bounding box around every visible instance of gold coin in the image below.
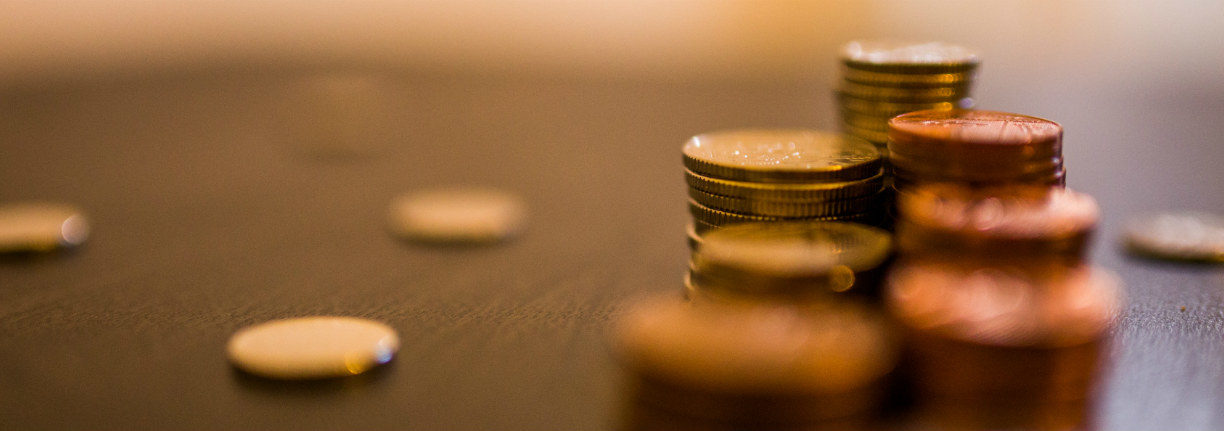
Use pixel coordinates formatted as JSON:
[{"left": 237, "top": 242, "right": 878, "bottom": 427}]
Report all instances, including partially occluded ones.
[
  {"left": 841, "top": 40, "right": 979, "bottom": 74},
  {"left": 842, "top": 67, "right": 976, "bottom": 88},
  {"left": 685, "top": 169, "right": 884, "bottom": 201},
  {"left": 612, "top": 295, "right": 897, "bottom": 395},
  {"left": 685, "top": 222, "right": 703, "bottom": 250},
  {"left": 840, "top": 110, "right": 893, "bottom": 133},
  {"left": 840, "top": 121, "right": 890, "bottom": 145},
  {"left": 700, "top": 221, "right": 892, "bottom": 273},
  {"left": 687, "top": 187, "right": 882, "bottom": 218},
  {"left": 837, "top": 91, "right": 969, "bottom": 116},
  {"left": 688, "top": 199, "right": 879, "bottom": 227},
  {"left": 839, "top": 82, "right": 972, "bottom": 102},
  {"left": 682, "top": 129, "right": 881, "bottom": 183}
]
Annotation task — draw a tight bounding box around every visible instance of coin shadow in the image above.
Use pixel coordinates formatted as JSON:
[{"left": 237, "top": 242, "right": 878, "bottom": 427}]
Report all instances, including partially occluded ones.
[
  {"left": 230, "top": 361, "right": 396, "bottom": 398},
  {"left": 1122, "top": 251, "right": 1224, "bottom": 270},
  {"left": 0, "top": 248, "right": 80, "bottom": 265}
]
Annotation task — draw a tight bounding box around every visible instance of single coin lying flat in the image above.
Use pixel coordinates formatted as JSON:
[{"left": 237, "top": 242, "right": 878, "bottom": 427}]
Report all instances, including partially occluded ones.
[
  {"left": 0, "top": 202, "right": 90, "bottom": 253},
  {"left": 1124, "top": 211, "right": 1224, "bottom": 263},
  {"left": 388, "top": 188, "right": 526, "bottom": 244},
  {"left": 226, "top": 316, "right": 400, "bottom": 380}
]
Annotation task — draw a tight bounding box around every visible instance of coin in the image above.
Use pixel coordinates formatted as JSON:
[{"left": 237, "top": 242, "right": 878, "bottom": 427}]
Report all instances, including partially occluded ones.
[
  {"left": 888, "top": 109, "right": 1063, "bottom": 157},
  {"left": 681, "top": 129, "right": 882, "bottom": 183},
  {"left": 687, "top": 199, "right": 876, "bottom": 227},
  {"left": 840, "top": 121, "right": 891, "bottom": 147},
  {"left": 684, "top": 169, "right": 884, "bottom": 201},
  {"left": 0, "top": 202, "right": 90, "bottom": 253},
  {"left": 387, "top": 188, "right": 526, "bottom": 244},
  {"left": 612, "top": 295, "right": 897, "bottom": 397},
  {"left": 894, "top": 184, "right": 1099, "bottom": 261},
  {"left": 1123, "top": 211, "right": 1224, "bottom": 262},
  {"left": 886, "top": 263, "right": 1120, "bottom": 398},
  {"left": 837, "top": 92, "right": 962, "bottom": 117},
  {"left": 842, "top": 67, "right": 977, "bottom": 88},
  {"left": 687, "top": 187, "right": 881, "bottom": 218},
  {"left": 685, "top": 222, "right": 703, "bottom": 250},
  {"left": 841, "top": 40, "right": 980, "bottom": 74},
  {"left": 839, "top": 82, "right": 972, "bottom": 103},
  {"left": 690, "top": 222, "right": 892, "bottom": 298},
  {"left": 226, "top": 316, "right": 400, "bottom": 380}
]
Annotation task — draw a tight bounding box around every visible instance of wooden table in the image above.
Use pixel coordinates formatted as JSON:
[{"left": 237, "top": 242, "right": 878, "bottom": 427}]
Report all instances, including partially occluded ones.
[{"left": 2, "top": 69, "right": 1222, "bottom": 430}]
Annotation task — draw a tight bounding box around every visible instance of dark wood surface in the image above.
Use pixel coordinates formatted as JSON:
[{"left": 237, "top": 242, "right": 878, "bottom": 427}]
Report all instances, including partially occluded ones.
[{"left": 2, "top": 69, "right": 1223, "bottom": 430}]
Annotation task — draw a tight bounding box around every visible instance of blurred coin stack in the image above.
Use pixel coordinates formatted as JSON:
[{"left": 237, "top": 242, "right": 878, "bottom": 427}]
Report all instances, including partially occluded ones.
[
  {"left": 685, "top": 221, "right": 892, "bottom": 301},
  {"left": 836, "top": 40, "right": 979, "bottom": 155},
  {"left": 888, "top": 109, "right": 1066, "bottom": 191},
  {"left": 885, "top": 184, "right": 1121, "bottom": 431},
  {"left": 683, "top": 129, "right": 887, "bottom": 242},
  {"left": 612, "top": 296, "right": 897, "bottom": 431}
]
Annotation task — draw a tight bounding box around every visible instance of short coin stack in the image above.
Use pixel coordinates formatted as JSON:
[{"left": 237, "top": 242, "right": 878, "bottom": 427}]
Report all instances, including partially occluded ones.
[
  {"left": 683, "top": 129, "right": 887, "bottom": 241},
  {"left": 836, "top": 40, "right": 980, "bottom": 154},
  {"left": 685, "top": 221, "right": 893, "bottom": 300},
  {"left": 612, "top": 296, "right": 897, "bottom": 431},
  {"left": 888, "top": 109, "right": 1066, "bottom": 191},
  {"left": 885, "top": 184, "right": 1120, "bottom": 431}
]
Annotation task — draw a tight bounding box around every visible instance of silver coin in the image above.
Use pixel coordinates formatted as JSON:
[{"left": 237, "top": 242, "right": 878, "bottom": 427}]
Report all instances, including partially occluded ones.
[
  {"left": 226, "top": 316, "right": 400, "bottom": 380},
  {"left": 0, "top": 202, "right": 90, "bottom": 253},
  {"left": 1124, "top": 211, "right": 1224, "bottom": 262}
]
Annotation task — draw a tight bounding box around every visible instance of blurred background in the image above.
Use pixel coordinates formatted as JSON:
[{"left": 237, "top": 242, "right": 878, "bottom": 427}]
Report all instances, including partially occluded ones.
[{"left": 2, "top": 1, "right": 1224, "bottom": 430}]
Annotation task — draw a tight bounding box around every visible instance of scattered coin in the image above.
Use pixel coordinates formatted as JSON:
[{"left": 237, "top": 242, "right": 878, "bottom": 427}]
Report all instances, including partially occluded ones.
[
  {"left": 226, "top": 316, "right": 400, "bottom": 380},
  {"left": 0, "top": 202, "right": 90, "bottom": 253},
  {"left": 388, "top": 188, "right": 526, "bottom": 244},
  {"left": 1124, "top": 211, "right": 1224, "bottom": 262}
]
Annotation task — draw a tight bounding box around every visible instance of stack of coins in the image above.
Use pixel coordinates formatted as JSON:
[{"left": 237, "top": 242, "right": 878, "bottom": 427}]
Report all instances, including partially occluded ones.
[
  {"left": 888, "top": 110, "right": 1066, "bottom": 191},
  {"left": 612, "top": 296, "right": 897, "bottom": 431},
  {"left": 885, "top": 183, "right": 1120, "bottom": 430},
  {"left": 685, "top": 221, "right": 892, "bottom": 300},
  {"left": 836, "top": 40, "right": 979, "bottom": 154},
  {"left": 682, "top": 129, "right": 887, "bottom": 239}
]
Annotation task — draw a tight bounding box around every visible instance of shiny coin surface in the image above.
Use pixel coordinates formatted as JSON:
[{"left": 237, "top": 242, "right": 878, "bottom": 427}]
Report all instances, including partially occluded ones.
[
  {"left": 682, "top": 129, "right": 881, "bottom": 183},
  {"left": 388, "top": 188, "right": 526, "bottom": 244},
  {"left": 226, "top": 316, "right": 400, "bottom": 380},
  {"left": 841, "top": 40, "right": 979, "bottom": 73},
  {"left": 1124, "top": 211, "right": 1224, "bottom": 262},
  {"left": 888, "top": 109, "right": 1063, "bottom": 157},
  {"left": 0, "top": 202, "right": 90, "bottom": 253}
]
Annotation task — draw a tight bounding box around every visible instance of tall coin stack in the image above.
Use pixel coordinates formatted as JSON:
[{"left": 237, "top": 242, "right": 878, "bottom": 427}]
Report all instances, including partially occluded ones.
[
  {"left": 612, "top": 296, "right": 897, "bottom": 431},
  {"left": 836, "top": 40, "right": 979, "bottom": 155},
  {"left": 683, "top": 129, "right": 887, "bottom": 244},
  {"left": 888, "top": 109, "right": 1066, "bottom": 191},
  {"left": 885, "top": 184, "right": 1121, "bottom": 431},
  {"left": 685, "top": 221, "right": 892, "bottom": 301}
]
